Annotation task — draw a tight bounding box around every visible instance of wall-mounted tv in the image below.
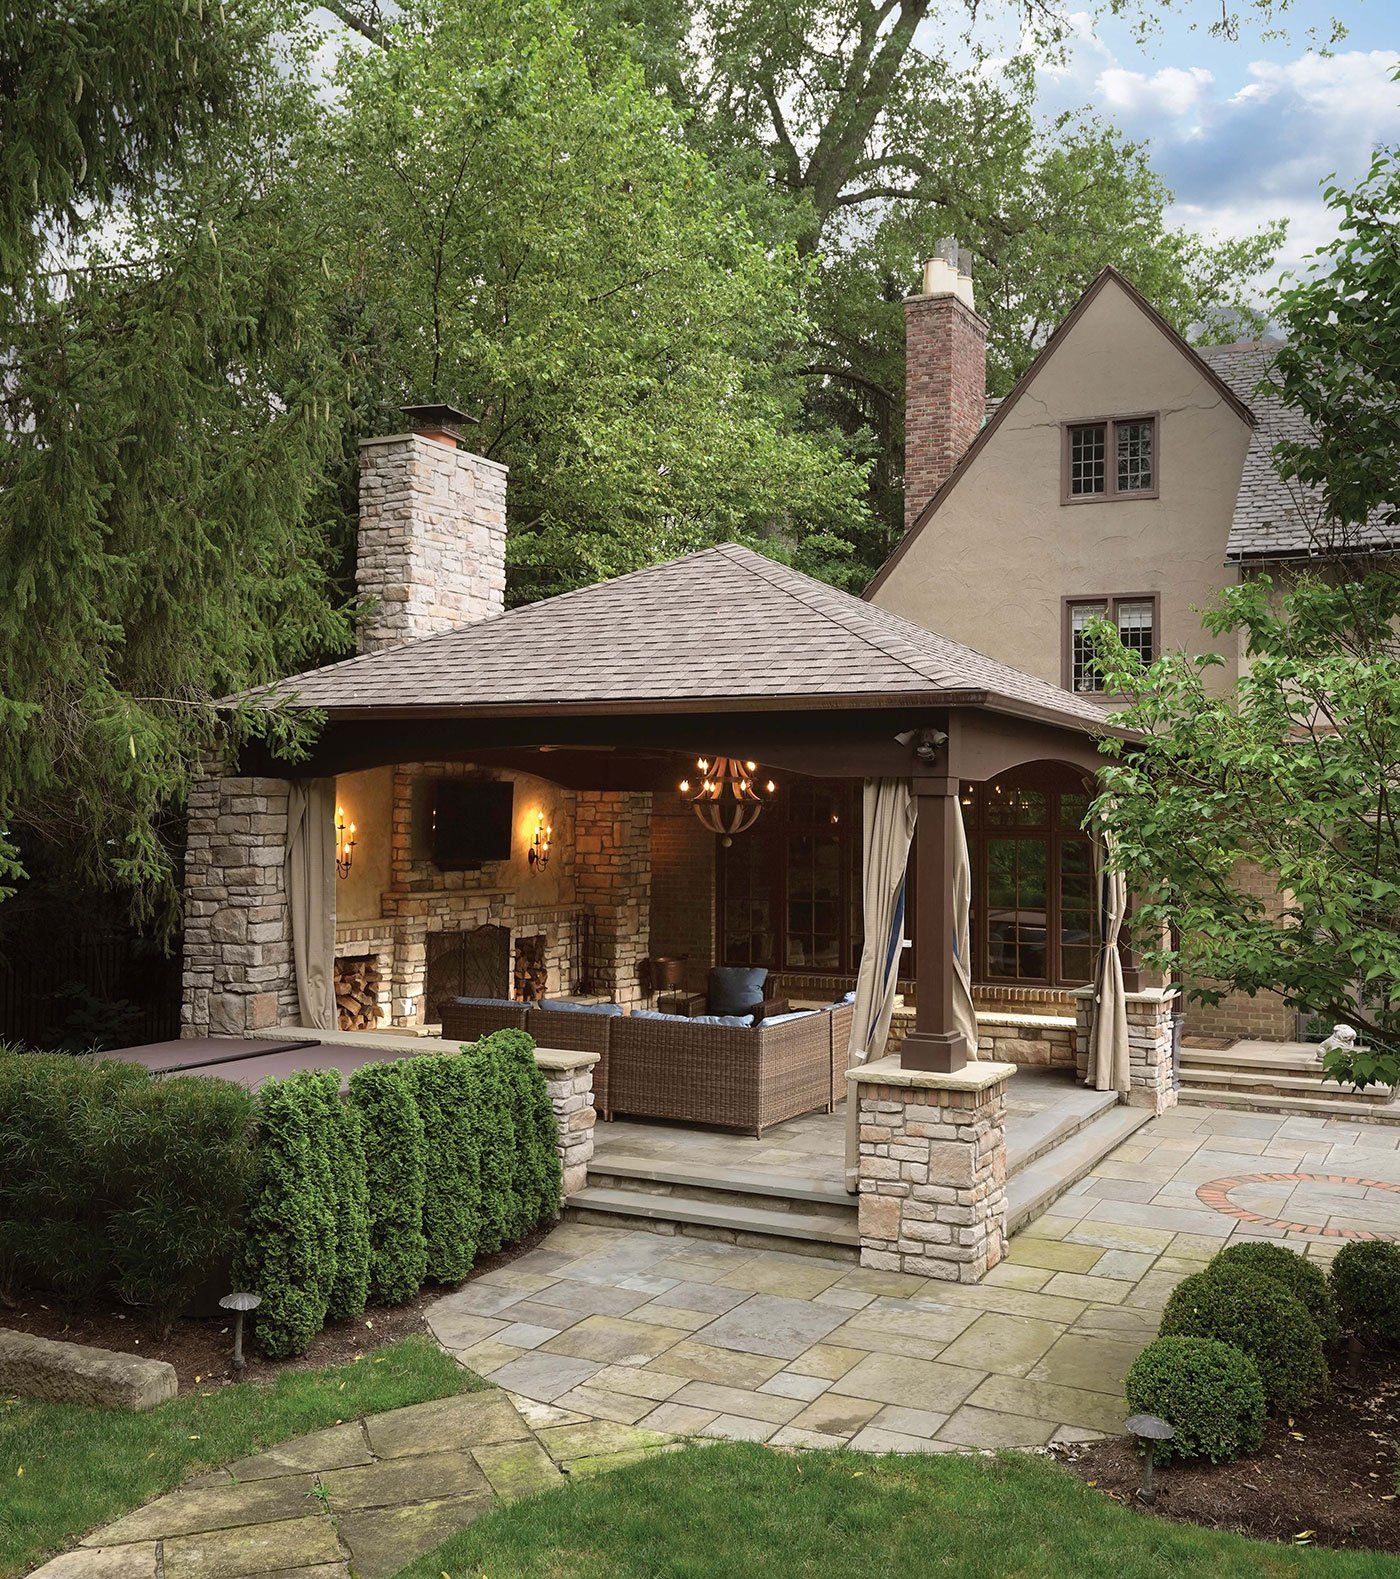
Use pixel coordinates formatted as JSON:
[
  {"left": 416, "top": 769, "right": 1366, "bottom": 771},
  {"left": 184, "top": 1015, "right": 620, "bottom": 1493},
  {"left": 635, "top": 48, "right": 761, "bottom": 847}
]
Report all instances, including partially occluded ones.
[{"left": 431, "top": 780, "right": 514, "bottom": 868}]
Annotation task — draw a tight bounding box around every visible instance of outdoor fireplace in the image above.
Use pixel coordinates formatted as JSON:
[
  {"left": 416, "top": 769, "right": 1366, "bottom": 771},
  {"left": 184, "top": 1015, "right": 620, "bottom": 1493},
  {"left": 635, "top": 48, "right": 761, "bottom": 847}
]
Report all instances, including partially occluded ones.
[
  {"left": 423, "top": 925, "right": 511, "bottom": 1021},
  {"left": 514, "top": 934, "right": 548, "bottom": 1002}
]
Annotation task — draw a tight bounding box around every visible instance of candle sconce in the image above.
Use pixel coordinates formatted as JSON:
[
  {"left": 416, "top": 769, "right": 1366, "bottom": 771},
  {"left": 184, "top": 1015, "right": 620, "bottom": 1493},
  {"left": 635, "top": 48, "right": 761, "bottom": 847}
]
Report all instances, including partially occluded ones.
[
  {"left": 335, "top": 804, "right": 358, "bottom": 880},
  {"left": 528, "top": 811, "right": 552, "bottom": 873}
]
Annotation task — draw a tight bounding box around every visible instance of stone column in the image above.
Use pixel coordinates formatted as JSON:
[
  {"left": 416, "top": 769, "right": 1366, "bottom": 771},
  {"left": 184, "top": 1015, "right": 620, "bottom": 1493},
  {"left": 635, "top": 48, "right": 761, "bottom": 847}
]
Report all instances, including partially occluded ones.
[
  {"left": 851, "top": 1056, "right": 1015, "bottom": 1283},
  {"left": 1073, "top": 985, "right": 1179, "bottom": 1114},
  {"left": 536, "top": 1047, "right": 598, "bottom": 1199},
  {"left": 181, "top": 770, "right": 299, "bottom": 1036},
  {"left": 573, "top": 790, "right": 652, "bottom": 1011}
]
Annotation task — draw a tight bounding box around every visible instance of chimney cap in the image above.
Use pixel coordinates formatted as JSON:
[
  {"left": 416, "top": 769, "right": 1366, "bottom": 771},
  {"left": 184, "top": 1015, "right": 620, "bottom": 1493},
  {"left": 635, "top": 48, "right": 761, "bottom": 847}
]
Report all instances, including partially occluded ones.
[{"left": 402, "top": 403, "right": 479, "bottom": 442}]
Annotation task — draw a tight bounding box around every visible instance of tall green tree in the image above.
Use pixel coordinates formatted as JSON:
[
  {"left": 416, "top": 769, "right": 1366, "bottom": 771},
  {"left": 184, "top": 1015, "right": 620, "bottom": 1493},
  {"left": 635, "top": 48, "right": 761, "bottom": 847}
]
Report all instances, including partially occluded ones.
[
  {"left": 308, "top": 0, "right": 871, "bottom": 605},
  {"left": 0, "top": 2, "right": 351, "bottom": 922},
  {"left": 1088, "top": 147, "right": 1400, "bottom": 1090}
]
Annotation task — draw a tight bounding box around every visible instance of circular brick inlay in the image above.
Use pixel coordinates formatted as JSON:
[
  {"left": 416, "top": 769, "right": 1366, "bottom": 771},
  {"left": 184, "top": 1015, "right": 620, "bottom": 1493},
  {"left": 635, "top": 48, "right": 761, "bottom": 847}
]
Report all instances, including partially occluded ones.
[{"left": 1195, "top": 1171, "right": 1400, "bottom": 1240}]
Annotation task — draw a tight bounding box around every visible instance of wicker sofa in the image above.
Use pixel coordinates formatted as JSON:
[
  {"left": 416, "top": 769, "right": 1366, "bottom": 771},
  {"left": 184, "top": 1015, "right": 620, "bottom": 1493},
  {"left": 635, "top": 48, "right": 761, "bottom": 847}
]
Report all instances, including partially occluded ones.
[{"left": 608, "top": 1001, "right": 854, "bottom": 1137}]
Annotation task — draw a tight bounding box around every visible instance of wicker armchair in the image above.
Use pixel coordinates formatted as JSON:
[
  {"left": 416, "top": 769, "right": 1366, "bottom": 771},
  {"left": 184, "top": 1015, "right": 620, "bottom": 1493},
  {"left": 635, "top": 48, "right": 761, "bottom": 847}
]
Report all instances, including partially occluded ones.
[
  {"left": 525, "top": 1006, "right": 616, "bottom": 1119},
  {"left": 439, "top": 999, "right": 527, "bottom": 1044},
  {"left": 609, "top": 1008, "right": 842, "bottom": 1136}
]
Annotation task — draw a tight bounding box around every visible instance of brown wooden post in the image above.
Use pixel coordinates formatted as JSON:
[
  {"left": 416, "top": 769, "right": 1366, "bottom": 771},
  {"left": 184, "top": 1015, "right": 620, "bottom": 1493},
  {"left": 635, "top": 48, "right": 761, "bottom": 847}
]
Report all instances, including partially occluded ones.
[{"left": 900, "top": 735, "right": 971, "bottom": 1074}]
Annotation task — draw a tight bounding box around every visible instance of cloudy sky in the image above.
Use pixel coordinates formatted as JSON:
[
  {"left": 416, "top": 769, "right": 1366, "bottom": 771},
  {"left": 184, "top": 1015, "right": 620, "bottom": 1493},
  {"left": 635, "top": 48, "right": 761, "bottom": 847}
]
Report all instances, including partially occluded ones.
[{"left": 961, "top": 0, "right": 1399, "bottom": 286}]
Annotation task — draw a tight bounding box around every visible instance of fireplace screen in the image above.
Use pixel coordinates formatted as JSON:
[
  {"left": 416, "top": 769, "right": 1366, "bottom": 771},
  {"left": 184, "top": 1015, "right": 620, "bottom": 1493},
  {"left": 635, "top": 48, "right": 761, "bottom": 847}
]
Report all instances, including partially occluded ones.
[{"left": 424, "top": 925, "right": 511, "bottom": 1020}]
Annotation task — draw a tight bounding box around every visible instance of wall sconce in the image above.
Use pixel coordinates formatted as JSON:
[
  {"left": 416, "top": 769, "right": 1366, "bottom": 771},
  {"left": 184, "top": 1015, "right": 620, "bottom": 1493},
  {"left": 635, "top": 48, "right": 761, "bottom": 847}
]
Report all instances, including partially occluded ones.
[
  {"left": 335, "top": 804, "right": 358, "bottom": 880},
  {"left": 528, "top": 811, "right": 552, "bottom": 873}
]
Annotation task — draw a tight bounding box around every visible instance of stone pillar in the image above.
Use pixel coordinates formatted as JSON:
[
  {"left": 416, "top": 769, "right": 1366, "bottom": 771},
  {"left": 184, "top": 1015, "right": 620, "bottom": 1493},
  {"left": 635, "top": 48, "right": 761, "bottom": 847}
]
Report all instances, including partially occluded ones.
[
  {"left": 356, "top": 407, "right": 507, "bottom": 656},
  {"left": 851, "top": 1056, "right": 1015, "bottom": 1283},
  {"left": 181, "top": 770, "right": 299, "bottom": 1036},
  {"left": 574, "top": 791, "right": 652, "bottom": 1011},
  {"left": 536, "top": 1047, "right": 598, "bottom": 1199},
  {"left": 1074, "top": 985, "right": 1179, "bottom": 1114}
]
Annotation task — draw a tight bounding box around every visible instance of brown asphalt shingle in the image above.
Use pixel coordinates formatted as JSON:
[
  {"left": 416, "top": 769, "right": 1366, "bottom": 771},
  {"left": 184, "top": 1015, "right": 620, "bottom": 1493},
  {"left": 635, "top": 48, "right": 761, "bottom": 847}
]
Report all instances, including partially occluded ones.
[{"left": 250, "top": 543, "right": 1109, "bottom": 731}]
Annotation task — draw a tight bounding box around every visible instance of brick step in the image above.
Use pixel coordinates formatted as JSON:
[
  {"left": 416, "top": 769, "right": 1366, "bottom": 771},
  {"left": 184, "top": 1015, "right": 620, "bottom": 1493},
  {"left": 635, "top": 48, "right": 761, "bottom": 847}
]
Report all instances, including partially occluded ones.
[
  {"left": 1006, "top": 1105, "right": 1155, "bottom": 1234},
  {"left": 564, "top": 1185, "right": 860, "bottom": 1257},
  {"left": 1178, "top": 1085, "right": 1400, "bottom": 1125},
  {"left": 1181, "top": 1066, "right": 1394, "bottom": 1101}
]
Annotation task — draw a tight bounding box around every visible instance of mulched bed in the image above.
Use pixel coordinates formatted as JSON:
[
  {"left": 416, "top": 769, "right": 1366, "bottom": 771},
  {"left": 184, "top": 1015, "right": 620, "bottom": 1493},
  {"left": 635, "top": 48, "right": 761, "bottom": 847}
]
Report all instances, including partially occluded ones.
[
  {"left": 0, "top": 1221, "right": 553, "bottom": 1393},
  {"left": 1054, "top": 1348, "right": 1400, "bottom": 1554}
]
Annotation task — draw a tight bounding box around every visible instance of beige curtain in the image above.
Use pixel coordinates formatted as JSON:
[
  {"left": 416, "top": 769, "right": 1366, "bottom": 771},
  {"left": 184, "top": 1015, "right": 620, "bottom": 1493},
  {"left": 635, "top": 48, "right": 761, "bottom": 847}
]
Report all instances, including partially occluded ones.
[
  {"left": 952, "top": 802, "right": 980, "bottom": 1060},
  {"left": 844, "top": 779, "right": 916, "bottom": 1190},
  {"left": 1088, "top": 825, "right": 1130, "bottom": 1094},
  {"left": 286, "top": 778, "right": 337, "bottom": 1030}
]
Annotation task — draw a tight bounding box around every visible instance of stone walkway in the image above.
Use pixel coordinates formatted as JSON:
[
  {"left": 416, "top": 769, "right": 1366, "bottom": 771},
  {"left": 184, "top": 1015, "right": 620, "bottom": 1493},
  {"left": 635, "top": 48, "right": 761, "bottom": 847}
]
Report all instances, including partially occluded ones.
[
  {"left": 29, "top": 1391, "right": 675, "bottom": 1579},
  {"left": 428, "top": 1103, "right": 1400, "bottom": 1452}
]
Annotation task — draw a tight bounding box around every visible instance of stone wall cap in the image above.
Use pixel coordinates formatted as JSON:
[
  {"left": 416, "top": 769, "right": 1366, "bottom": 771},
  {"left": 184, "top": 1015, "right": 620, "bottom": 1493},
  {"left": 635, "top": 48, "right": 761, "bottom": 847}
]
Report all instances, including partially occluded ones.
[
  {"left": 848, "top": 1056, "right": 1017, "bottom": 1094},
  {"left": 533, "top": 1045, "right": 602, "bottom": 1072},
  {"left": 976, "top": 1010, "right": 1076, "bottom": 1031},
  {"left": 263, "top": 1025, "right": 598, "bottom": 1071},
  {"left": 357, "top": 433, "right": 509, "bottom": 475},
  {"left": 1070, "top": 985, "right": 1179, "bottom": 1004}
]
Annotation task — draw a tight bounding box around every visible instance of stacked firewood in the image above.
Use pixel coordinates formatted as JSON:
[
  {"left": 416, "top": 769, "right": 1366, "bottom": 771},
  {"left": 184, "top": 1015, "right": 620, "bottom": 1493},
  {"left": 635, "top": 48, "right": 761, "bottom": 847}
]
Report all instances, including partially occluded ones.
[
  {"left": 513, "top": 936, "right": 548, "bottom": 1003},
  {"left": 334, "top": 957, "right": 381, "bottom": 1031}
]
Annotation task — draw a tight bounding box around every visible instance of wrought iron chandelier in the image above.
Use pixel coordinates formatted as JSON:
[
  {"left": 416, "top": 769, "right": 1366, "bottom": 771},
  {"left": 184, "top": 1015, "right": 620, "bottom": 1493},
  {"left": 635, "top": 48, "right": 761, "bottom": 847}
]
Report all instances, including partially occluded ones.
[{"left": 679, "top": 757, "right": 776, "bottom": 841}]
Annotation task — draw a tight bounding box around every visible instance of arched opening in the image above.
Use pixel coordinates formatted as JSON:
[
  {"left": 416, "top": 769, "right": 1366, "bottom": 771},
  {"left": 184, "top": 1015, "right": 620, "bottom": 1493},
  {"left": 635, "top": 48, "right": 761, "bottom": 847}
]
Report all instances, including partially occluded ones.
[{"left": 962, "top": 761, "right": 1098, "bottom": 990}]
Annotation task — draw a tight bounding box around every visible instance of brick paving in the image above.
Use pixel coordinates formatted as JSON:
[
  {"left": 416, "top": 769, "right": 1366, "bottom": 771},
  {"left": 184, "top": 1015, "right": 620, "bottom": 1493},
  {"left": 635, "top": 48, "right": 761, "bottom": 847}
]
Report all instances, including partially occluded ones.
[{"left": 431, "top": 1103, "right": 1400, "bottom": 1452}]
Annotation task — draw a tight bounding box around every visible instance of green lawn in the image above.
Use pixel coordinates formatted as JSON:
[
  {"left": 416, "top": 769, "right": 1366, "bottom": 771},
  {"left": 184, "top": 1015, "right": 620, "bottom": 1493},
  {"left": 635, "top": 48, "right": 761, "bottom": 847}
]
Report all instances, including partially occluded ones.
[
  {"left": 0, "top": 1335, "right": 479, "bottom": 1579},
  {"left": 395, "top": 1442, "right": 1395, "bottom": 1579}
]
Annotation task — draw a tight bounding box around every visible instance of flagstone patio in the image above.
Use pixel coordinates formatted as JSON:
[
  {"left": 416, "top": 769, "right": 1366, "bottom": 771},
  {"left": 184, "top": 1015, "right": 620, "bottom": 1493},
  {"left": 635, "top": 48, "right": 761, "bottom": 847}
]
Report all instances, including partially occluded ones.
[{"left": 430, "top": 1102, "right": 1400, "bottom": 1452}]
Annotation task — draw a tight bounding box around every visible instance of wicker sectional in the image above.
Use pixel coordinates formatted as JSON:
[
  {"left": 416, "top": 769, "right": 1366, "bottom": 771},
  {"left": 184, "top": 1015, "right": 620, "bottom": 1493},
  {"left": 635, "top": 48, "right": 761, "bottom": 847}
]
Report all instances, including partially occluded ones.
[{"left": 439, "top": 998, "right": 852, "bottom": 1136}]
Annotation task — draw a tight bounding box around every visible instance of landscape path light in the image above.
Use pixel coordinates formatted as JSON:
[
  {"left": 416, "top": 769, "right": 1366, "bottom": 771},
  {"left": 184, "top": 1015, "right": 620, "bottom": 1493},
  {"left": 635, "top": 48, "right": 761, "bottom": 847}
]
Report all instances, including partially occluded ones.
[
  {"left": 219, "top": 1291, "right": 262, "bottom": 1375},
  {"left": 1124, "top": 1413, "right": 1175, "bottom": 1504}
]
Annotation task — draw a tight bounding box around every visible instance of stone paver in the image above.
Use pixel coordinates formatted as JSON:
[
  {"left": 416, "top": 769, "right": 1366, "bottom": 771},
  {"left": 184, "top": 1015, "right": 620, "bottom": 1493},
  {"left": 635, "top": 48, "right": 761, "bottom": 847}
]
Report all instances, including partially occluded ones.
[{"left": 426, "top": 1102, "right": 1397, "bottom": 1457}]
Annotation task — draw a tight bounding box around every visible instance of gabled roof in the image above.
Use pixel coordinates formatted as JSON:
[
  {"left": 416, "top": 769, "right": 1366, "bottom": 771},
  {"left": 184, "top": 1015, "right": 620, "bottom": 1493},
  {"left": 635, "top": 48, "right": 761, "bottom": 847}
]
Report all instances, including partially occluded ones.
[
  {"left": 1199, "top": 342, "right": 1398, "bottom": 560},
  {"left": 864, "top": 266, "right": 1255, "bottom": 597},
  {"left": 248, "top": 543, "right": 1112, "bottom": 733}
]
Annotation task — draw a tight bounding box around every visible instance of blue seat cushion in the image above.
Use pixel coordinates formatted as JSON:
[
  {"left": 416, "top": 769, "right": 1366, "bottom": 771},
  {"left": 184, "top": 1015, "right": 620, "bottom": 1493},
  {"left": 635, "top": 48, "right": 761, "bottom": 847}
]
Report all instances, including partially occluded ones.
[
  {"left": 536, "top": 999, "right": 623, "bottom": 1017},
  {"left": 447, "top": 996, "right": 518, "bottom": 1010},
  {"left": 707, "top": 965, "right": 768, "bottom": 1017},
  {"left": 760, "top": 1010, "right": 817, "bottom": 1027},
  {"left": 630, "top": 1009, "right": 754, "bottom": 1027}
]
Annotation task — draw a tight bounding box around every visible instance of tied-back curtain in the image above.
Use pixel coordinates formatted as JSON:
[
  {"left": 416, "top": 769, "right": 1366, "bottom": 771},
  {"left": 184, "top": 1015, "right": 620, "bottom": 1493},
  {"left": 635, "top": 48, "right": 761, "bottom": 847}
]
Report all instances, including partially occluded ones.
[
  {"left": 286, "top": 778, "right": 337, "bottom": 1030},
  {"left": 952, "top": 799, "right": 980, "bottom": 1061},
  {"left": 844, "top": 778, "right": 916, "bottom": 1190},
  {"left": 1088, "top": 823, "right": 1130, "bottom": 1094}
]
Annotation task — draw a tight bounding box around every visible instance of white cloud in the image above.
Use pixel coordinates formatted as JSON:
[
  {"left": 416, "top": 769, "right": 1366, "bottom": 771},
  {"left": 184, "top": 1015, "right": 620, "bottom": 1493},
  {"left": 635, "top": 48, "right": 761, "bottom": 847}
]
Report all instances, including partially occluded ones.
[{"left": 1097, "top": 64, "right": 1215, "bottom": 123}]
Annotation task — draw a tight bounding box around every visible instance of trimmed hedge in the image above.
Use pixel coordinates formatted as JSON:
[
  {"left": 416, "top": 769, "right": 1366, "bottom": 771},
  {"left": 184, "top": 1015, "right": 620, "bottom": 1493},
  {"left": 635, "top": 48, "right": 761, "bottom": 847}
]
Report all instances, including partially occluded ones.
[
  {"left": 408, "top": 1053, "right": 482, "bottom": 1284},
  {"left": 1159, "top": 1264, "right": 1329, "bottom": 1416},
  {"left": 1124, "top": 1335, "right": 1266, "bottom": 1462},
  {"left": 0, "top": 1052, "right": 254, "bottom": 1330},
  {"left": 480, "top": 1028, "right": 562, "bottom": 1235},
  {"left": 349, "top": 1060, "right": 428, "bottom": 1306},
  {"left": 236, "top": 1071, "right": 338, "bottom": 1358},
  {"left": 326, "top": 1092, "right": 371, "bottom": 1322},
  {"left": 1210, "top": 1241, "right": 1340, "bottom": 1347},
  {"left": 1329, "top": 1240, "right": 1400, "bottom": 1349},
  {"left": 464, "top": 1038, "right": 518, "bottom": 1256}
]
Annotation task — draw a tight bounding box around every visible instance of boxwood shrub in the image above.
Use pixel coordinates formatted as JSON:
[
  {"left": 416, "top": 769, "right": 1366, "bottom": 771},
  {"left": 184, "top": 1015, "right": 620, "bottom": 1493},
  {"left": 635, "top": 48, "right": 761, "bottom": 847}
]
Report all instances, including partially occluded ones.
[
  {"left": 464, "top": 1038, "right": 518, "bottom": 1256},
  {"left": 325, "top": 1090, "right": 371, "bottom": 1323},
  {"left": 1329, "top": 1240, "right": 1400, "bottom": 1349},
  {"left": 479, "top": 1028, "right": 562, "bottom": 1233},
  {"left": 407, "top": 1053, "right": 482, "bottom": 1284},
  {"left": 0, "top": 1052, "right": 253, "bottom": 1330},
  {"left": 237, "top": 1071, "right": 338, "bottom": 1357},
  {"left": 349, "top": 1060, "right": 428, "bottom": 1305},
  {"left": 1209, "top": 1241, "right": 1340, "bottom": 1347},
  {"left": 1159, "top": 1264, "right": 1329, "bottom": 1415},
  {"left": 1124, "top": 1335, "right": 1266, "bottom": 1462}
]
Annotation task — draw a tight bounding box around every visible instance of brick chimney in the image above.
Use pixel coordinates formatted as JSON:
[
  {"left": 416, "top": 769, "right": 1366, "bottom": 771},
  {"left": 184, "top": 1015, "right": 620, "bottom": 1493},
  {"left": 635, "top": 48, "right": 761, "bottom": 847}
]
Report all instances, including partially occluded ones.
[
  {"left": 903, "top": 240, "right": 988, "bottom": 534},
  {"left": 355, "top": 404, "right": 508, "bottom": 654}
]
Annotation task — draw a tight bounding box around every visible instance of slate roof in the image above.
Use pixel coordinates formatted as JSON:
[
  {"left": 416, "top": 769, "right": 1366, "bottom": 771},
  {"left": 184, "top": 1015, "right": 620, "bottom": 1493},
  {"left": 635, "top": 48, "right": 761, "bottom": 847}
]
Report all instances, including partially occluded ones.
[
  {"left": 251, "top": 543, "right": 1110, "bottom": 732},
  {"left": 1198, "top": 341, "right": 1397, "bottom": 561}
]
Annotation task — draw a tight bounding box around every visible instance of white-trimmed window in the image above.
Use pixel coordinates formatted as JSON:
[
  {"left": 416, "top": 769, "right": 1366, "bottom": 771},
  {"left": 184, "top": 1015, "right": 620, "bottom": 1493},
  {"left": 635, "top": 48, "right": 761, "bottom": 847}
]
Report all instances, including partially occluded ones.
[
  {"left": 1066, "top": 596, "right": 1157, "bottom": 692},
  {"left": 1064, "top": 416, "right": 1157, "bottom": 501}
]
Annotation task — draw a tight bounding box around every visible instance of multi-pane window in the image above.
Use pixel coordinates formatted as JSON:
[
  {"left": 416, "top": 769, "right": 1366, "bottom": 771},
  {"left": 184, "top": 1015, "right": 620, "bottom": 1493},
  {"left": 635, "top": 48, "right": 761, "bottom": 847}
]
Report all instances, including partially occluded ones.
[
  {"left": 1065, "top": 416, "right": 1157, "bottom": 501},
  {"left": 964, "top": 773, "right": 1100, "bottom": 988},
  {"left": 1066, "top": 595, "right": 1156, "bottom": 692}
]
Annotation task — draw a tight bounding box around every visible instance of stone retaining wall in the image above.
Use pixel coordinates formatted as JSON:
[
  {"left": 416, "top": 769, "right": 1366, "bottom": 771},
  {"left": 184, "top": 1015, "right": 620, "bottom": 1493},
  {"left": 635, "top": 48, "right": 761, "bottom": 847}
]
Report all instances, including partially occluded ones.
[{"left": 0, "top": 1329, "right": 177, "bottom": 1411}]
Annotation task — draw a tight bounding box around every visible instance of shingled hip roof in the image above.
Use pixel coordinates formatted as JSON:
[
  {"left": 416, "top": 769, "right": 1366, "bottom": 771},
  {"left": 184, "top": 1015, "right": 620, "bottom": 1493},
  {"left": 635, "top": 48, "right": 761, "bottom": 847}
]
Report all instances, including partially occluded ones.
[{"left": 248, "top": 543, "right": 1112, "bottom": 733}]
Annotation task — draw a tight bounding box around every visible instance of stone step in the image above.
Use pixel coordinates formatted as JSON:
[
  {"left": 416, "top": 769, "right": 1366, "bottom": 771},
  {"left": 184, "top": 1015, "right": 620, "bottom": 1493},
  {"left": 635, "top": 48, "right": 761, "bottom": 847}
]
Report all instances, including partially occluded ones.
[
  {"left": 1177, "top": 1085, "right": 1400, "bottom": 1125},
  {"left": 1006, "top": 1105, "right": 1155, "bottom": 1234},
  {"left": 1006, "top": 1086, "right": 1120, "bottom": 1177},
  {"left": 1180, "top": 1066, "right": 1394, "bottom": 1101},
  {"left": 586, "top": 1156, "right": 853, "bottom": 1220},
  {"left": 1180, "top": 1044, "right": 1327, "bottom": 1076},
  {"left": 564, "top": 1184, "right": 861, "bottom": 1255}
]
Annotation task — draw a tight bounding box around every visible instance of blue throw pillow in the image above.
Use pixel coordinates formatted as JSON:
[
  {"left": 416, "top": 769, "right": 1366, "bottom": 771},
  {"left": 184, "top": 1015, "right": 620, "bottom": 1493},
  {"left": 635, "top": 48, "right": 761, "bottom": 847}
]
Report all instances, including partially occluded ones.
[
  {"left": 707, "top": 965, "right": 768, "bottom": 1017},
  {"left": 760, "top": 1010, "right": 817, "bottom": 1027},
  {"left": 536, "top": 999, "right": 623, "bottom": 1017}
]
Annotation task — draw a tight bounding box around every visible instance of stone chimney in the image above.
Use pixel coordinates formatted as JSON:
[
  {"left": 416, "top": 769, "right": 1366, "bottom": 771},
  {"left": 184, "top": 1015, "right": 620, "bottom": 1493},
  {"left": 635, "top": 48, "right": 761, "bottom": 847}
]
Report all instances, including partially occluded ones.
[
  {"left": 903, "top": 239, "right": 988, "bottom": 534},
  {"left": 355, "top": 404, "right": 508, "bottom": 654}
]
